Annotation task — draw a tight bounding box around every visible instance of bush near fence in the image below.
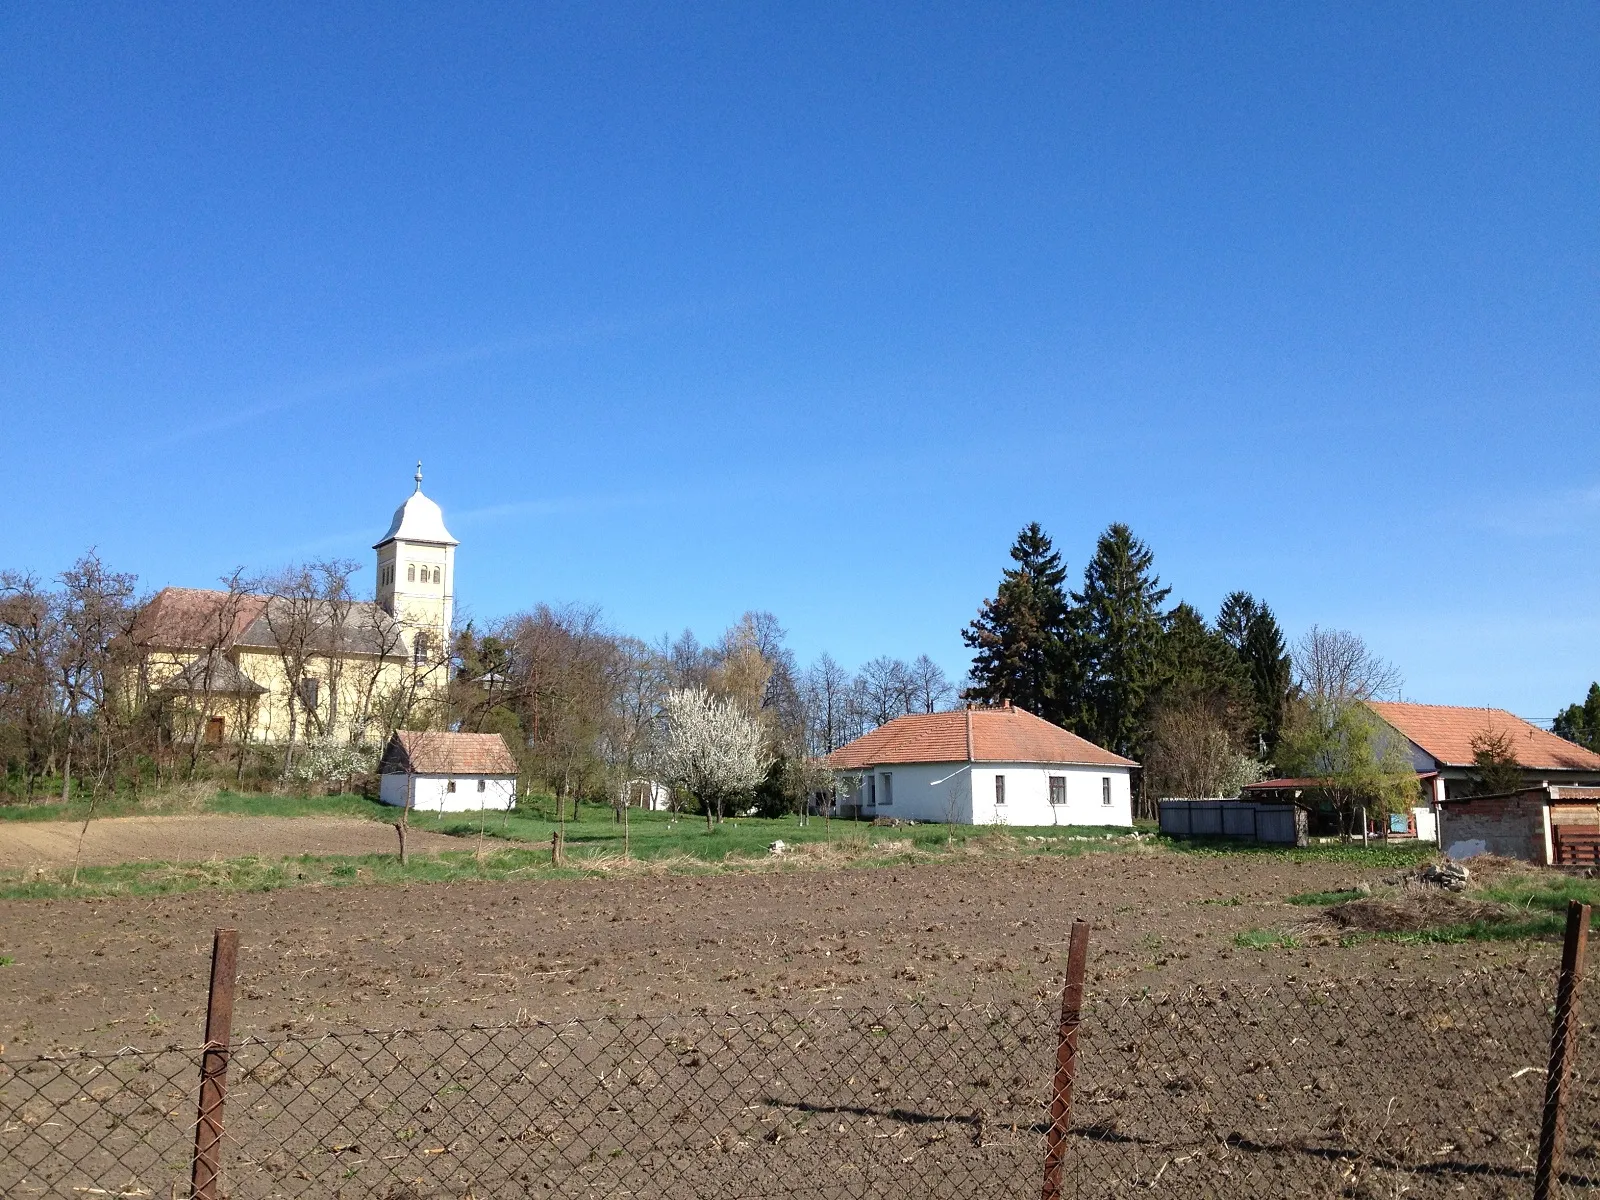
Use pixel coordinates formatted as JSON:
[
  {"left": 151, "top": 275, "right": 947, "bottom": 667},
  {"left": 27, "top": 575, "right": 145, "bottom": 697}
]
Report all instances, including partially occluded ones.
[{"left": 2, "top": 912, "right": 1597, "bottom": 1199}]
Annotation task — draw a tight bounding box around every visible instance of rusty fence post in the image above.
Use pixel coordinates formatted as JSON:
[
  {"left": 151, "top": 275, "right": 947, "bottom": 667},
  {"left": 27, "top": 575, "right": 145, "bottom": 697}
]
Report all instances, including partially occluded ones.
[
  {"left": 1041, "top": 919, "right": 1091, "bottom": 1200},
  {"left": 1534, "top": 900, "right": 1591, "bottom": 1200},
  {"left": 190, "top": 928, "right": 239, "bottom": 1200}
]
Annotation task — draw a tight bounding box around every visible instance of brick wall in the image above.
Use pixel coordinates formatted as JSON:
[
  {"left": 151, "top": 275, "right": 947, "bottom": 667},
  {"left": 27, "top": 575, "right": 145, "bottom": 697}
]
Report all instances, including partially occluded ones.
[{"left": 1439, "top": 792, "right": 1547, "bottom": 864}]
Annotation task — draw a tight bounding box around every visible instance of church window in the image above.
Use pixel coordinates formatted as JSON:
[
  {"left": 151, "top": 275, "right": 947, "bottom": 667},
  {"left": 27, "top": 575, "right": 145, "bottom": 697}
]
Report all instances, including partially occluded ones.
[
  {"left": 407, "top": 565, "right": 415, "bottom": 582},
  {"left": 414, "top": 633, "right": 432, "bottom": 666},
  {"left": 298, "top": 678, "right": 320, "bottom": 713},
  {"left": 432, "top": 567, "right": 441, "bottom": 584}
]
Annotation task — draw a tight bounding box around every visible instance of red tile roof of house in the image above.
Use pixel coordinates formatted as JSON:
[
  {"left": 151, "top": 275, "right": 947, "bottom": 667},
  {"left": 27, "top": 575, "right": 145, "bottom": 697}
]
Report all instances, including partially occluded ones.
[
  {"left": 825, "top": 705, "right": 1137, "bottom": 770},
  {"left": 1367, "top": 701, "right": 1600, "bottom": 772},
  {"left": 382, "top": 731, "right": 519, "bottom": 776}
]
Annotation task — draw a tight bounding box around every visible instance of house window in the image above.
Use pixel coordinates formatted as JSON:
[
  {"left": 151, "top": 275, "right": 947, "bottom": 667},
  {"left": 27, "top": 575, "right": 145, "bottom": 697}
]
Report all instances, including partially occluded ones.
[
  {"left": 1049, "top": 776, "right": 1066, "bottom": 805},
  {"left": 446, "top": 780, "right": 457, "bottom": 794},
  {"left": 867, "top": 776, "right": 877, "bottom": 807},
  {"left": 879, "top": 772, "right": 892, "bottom": 806},
  {"left": 298, "top": 677, "right": 320, "bottom": 713},
  {"left": 407, "top": 564, "right": 415, "bottom": 582},
  {"left": 205, "top": 716, "right": 225, "bottom": 745},
  {"left": 477, "top": 779, "right": 487, "bottom": 793},
  {"left": 995, "top": 775, "right": 1006, "bottom": 805},
  {"left": 1102, "top": 777, "right": 1112, "bottom": 806}
]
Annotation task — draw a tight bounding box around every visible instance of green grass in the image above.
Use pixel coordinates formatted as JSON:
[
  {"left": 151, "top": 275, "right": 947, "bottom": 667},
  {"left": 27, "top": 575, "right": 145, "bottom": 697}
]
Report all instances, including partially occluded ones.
[
  {"left": 1335, "top": 917, "right": 1568, "bottom": 946},
  {"left": 1478, "top": 875, "right": 1600, "bottom": 922},
  {"left": 1234, "top": 929, "right": 1300, "bottom": 950},
  {"left": 1166, "top": 838, "right": 1436, "bottom": 868},
  {"left": 1287, "top": 888, "right": 1367, "bottom": 906},
  {"left": 0, "top": 795, "right": 1155, "bottom": 900},
  {"left": 0, "top": 954, "right": 13, "bottom": 966}
]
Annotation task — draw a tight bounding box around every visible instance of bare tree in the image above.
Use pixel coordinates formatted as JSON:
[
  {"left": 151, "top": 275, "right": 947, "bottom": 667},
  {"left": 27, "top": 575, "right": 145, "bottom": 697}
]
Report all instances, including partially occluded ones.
[
  {"left": 1145, "top": 694, "right": 1264, "bottom": 800},
  {"left": 904, "top": 655, "right": 954, "bottom": 714},
  {"left": 800, "top": 653, "right": 854, "bottom": 756},
  {"left": 1293, "top": 626, "right": 1403, "bottom": 703},
  {"left": 855, "top": 656, "right": 912, "bottom": 728},
  {"left": 503, "top": 604, "right": 615, "bottom": 822},
  {"left": 255, "top": 558, "right": 360, "bottom": 770},
  {"left": 166, "top": 568, "right": 254, "bottom": 780},
  {"left": 0, "top": 572, "right": 58, "bottom": 797},
  {"left": 55, "top": 552, "right": 139, "bottom": 804}
]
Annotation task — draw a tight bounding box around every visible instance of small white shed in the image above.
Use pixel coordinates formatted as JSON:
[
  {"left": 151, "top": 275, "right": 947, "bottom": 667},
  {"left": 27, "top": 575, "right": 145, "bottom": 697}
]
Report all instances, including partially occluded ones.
[{"left": 378, "top": 730, "right": 519, "bottom": 813}]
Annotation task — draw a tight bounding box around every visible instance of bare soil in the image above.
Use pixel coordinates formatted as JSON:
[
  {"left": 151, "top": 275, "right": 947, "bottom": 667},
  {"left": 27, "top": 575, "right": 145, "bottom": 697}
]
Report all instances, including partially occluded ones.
[
  {"left": 0, "top": 849, "right": 1556, "bottom": 1053},
  {"left": 0, "top": 814, "right": 463, "bottom": 871},
  {"left": 1, "top": 848, "right": 1587, "bottom": 1199}
]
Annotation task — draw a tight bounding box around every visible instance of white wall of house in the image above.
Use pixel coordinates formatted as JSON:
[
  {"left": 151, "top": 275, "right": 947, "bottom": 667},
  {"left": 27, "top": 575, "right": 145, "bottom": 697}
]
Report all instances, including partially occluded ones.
[
  {"left": 379, "top": 772, "right": 516, "bottom": 813},
  {"left": 847, "top": 762, "right": 1133, "bottom": 827}
]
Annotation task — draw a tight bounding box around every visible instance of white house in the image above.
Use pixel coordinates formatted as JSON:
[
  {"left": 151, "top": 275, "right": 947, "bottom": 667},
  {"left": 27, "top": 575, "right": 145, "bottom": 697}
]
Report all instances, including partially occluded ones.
[
  {"left": 378, "top": 730, "right": 519, "bottom": 813},
  {"left": 825, "top": 702, "right": 1137, "bottom": 827}
]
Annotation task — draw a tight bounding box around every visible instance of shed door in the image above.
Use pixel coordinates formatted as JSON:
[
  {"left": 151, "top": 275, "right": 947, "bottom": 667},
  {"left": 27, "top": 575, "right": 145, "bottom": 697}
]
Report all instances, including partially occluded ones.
[{"left": 1553, "top": 825, "right": 1600, "bottom": 865}]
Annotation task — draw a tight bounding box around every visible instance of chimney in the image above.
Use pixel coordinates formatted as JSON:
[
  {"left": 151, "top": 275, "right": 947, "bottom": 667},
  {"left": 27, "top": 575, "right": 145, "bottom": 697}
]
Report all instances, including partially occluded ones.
[{"left": 1002, "top": 699, "right": 1012, "bottom": 712}]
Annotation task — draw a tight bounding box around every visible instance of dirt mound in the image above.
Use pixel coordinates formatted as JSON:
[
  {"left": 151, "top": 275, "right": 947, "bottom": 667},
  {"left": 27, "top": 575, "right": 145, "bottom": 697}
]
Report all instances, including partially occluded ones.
[{"left": 1324, "top": 885, "right": 1510, "bottom": 934}]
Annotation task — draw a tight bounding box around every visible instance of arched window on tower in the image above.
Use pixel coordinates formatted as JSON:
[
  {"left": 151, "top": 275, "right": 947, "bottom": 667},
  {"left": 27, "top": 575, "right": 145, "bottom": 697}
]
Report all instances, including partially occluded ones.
[
  {"left": 407, "top": 564, "right": 415, "bottom": 582},
  {"left": 432, "top": 567, "right": 441, "bottom": 584},
  {"left": 413, "top": 632, "right": 432, "bottom": 666}
]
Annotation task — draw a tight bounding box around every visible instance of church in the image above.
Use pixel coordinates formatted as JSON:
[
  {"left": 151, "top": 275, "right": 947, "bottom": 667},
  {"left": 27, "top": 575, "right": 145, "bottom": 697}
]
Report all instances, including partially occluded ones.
[{"left": 133, "top": 465, "right": 459, "bottom": 750}]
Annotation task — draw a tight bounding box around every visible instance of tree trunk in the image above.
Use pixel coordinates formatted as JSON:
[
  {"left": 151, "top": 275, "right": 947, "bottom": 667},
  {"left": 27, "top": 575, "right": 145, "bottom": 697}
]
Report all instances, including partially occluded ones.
[{"left": 60, "top": 744, "right": 71, "bottom": 803}]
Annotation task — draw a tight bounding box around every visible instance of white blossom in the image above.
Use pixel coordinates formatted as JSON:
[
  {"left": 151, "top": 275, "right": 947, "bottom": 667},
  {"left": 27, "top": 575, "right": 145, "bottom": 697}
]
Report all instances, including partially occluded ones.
[{"left": 656, "top": 687, "right": 772, "bottom": 814}]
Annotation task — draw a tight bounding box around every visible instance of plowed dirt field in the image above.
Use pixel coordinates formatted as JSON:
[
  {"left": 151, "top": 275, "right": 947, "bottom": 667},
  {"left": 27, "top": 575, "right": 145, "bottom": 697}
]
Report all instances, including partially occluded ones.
[{"left": 0, "top": 847, "right": 1552, "bottom": 1053}]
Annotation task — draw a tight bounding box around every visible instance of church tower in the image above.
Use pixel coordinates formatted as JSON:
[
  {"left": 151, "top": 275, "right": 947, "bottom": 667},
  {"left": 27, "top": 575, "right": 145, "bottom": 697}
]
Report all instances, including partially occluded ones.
[{"left": 374, "top": 462, "right": 458, "bottom": 665}]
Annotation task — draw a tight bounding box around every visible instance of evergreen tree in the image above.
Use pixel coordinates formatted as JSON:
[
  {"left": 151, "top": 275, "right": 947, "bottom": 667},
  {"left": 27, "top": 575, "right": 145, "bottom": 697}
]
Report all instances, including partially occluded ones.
[
  {"left": 1156, "top": 602, "right": 1252, "bottom": 720},
  {"left": 1241, "top": 602, "right": 1293, "bottom": 756},
  {"left": 1554, "top": 682, "right": 1600, "bottom": 752},
  {"left": 961, "top": 523, "right": 1072, "bottom": 720},
  {"left": 1216, "top": 591, "right": 1256, "bottom": 654},
  {"left": 1212, "top": 591, "right": 1292, "bottom": 757},
  {"left": 1072, "top": 524, "right": 1171, "bottom": 757}
]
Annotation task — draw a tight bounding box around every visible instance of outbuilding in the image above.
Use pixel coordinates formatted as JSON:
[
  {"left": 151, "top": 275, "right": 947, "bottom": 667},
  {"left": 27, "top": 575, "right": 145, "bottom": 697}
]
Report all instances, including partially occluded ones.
[
  {"left": 1439, "top": 785, "right": 1600, "bottom": 866},
  {"left": 378, "top": 730, "right": 519, "bottom": 813},
  {"left": 825, "top": 702, "right": 1136, "bottom": 826}
]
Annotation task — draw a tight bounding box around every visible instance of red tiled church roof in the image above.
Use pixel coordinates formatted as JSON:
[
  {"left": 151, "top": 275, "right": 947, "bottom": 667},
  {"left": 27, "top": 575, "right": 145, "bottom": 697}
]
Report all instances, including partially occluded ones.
[
  {"left": 1367, "top": 701, "right": 1600, "bottom": 772},
  {"left": 825, "top": 705, "right": 1137, "bottom": 770}
]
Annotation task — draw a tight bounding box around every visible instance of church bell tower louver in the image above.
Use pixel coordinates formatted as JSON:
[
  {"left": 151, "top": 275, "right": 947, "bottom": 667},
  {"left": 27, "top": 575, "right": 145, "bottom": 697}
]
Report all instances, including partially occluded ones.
[{"left": 374, "top": 462, "right": 457, "bottom": 665}]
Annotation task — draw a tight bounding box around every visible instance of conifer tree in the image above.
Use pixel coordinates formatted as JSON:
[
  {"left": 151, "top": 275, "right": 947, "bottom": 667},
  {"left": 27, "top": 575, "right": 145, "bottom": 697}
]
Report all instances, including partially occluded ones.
[
  {"left": 1241, "top": 602, "right": 1292, "bottom": 755},
  {"left": 1157, "top": 602, "right": 1252, "bottom": 717},
  {"left": 1213, "top": 590, "right": 1292, "bottom": 757},
  {"left": 960, "top": 523, "right": 1072, "bottom": 720},
  {"left": 1554, "top": 683, "right": 1600, "bottom": 752},
  {"left": 1072, "top": 524, "right": 1170, "bottom": 758}
]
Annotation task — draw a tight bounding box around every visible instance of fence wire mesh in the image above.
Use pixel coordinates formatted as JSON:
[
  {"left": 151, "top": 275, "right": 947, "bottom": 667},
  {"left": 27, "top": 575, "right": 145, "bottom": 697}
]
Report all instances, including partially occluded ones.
[{"left": 2, "top": 967, "right": 1595, "bottom": 1199}]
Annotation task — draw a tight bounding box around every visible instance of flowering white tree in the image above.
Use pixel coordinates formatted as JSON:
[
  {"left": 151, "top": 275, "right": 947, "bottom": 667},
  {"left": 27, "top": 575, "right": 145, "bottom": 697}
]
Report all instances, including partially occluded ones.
[{"left": 657, "top": 686, "right": 772, "bottom": 829}]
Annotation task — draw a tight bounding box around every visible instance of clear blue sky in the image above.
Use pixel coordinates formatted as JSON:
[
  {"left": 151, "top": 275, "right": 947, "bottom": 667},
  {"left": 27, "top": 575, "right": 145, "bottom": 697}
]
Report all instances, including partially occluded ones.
[{"left": 2, "top": 3, "right": 1595, "bottom": 717}]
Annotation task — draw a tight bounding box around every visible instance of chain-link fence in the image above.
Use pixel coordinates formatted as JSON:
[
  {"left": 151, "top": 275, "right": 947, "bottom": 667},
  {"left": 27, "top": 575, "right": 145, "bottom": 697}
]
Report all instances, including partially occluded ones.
[{"left": 3, "top": 939, "right": 1596, "bottom": 1198}]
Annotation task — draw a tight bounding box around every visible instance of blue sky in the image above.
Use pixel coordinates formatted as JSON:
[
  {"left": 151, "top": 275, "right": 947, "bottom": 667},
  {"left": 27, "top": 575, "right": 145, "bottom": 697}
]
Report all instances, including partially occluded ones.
[{"left": 2, "top": 3, "right": 1595, "bottom": 717}]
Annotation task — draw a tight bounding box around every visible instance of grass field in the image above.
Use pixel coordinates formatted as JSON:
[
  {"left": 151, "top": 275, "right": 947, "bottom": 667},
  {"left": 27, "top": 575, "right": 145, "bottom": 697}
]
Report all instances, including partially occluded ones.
[{"left": 0, "top": 789, "right": 1163, "bottom": 900}]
